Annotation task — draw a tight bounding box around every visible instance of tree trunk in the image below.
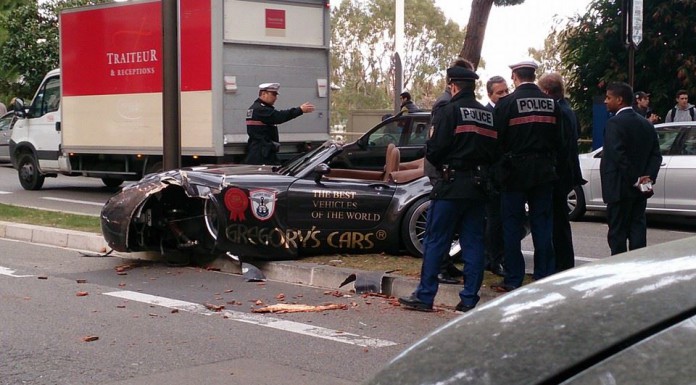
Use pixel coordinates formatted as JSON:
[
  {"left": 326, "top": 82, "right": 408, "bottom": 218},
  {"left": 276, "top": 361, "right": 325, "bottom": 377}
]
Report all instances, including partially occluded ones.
[{"left": 458, "top": 0, "right": 494, "bottom": 70}]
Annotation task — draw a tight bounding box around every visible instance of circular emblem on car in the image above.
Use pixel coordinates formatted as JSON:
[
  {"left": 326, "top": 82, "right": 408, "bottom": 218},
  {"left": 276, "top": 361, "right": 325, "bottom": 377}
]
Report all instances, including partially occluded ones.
[
  {"left": 224, "top": 188, "right": 248, "bottom": 221},
  {"left": 249, "top": 189, "right": 277, "bottom": 221},
  {"left": 375, "top": 230, "right": 387, "bottom": 240}
]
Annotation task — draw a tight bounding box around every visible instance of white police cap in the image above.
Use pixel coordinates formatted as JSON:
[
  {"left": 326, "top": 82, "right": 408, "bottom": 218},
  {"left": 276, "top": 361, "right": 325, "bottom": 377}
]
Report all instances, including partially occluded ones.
[
  {"left": 258, "top": 83, "right": 280, "bottom": 93},
  {"left": 509, "top": 59, "right": 539, "bottom": 71}
]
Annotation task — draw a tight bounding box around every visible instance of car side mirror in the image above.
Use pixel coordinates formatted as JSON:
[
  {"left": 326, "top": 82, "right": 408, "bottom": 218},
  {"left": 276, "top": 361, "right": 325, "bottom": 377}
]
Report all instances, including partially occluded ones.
[
  {"left": 313, "top": 163, "right": 330, "bottom": 185},
  {"left": 13, "top": 98, "right": 25, "bottom": 118}
]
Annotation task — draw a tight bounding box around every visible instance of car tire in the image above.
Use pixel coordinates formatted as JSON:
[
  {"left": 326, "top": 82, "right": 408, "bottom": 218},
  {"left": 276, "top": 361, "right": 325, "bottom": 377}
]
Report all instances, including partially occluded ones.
[
  {"left": 101, "top": 177, "right": 124, "bottom": 188},
  {"left": 568, "top": 185, "right": 586, "bottom": 221},
  {"left": 17, "top": 153, "right": 45, "bottom": 190},
  {"left": 401, "top": 197, "right": 429, "bottom": 257},
  {"left": 401, "top": 197, "right": 463, "bottom": 259},
  {"left": 184, "top": 197, "right": 222, "bottom": 266}
]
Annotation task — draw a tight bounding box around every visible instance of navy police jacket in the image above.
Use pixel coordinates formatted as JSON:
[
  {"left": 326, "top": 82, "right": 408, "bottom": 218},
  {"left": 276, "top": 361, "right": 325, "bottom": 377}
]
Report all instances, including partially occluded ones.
[
  {"left": 427, "top": 89, "right": 498, "bottom": 200},
  {"left": 494, "top": 83, "right": 563, "bottom": 191},
  {"left": 245, "top": 99, "right": 303, "bottom": 165}
]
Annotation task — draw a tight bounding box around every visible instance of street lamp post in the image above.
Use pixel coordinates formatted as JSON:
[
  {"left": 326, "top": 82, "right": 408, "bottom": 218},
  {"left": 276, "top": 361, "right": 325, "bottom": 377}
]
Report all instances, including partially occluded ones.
[
  {"left": 623, "top": 0, "right": 643, "bottom": 88},
  {"left": 394, "top": 0, "right": 404, "bottom": 114},
  {"left": 162, "top": 0, "right": 181, "bottom": 171}
]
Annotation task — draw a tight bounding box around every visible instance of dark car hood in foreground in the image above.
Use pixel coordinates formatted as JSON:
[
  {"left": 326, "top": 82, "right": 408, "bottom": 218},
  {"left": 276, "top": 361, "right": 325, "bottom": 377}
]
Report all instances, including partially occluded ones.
[{"left": 366, "top": 237, "right": 696, "bottom": 385}]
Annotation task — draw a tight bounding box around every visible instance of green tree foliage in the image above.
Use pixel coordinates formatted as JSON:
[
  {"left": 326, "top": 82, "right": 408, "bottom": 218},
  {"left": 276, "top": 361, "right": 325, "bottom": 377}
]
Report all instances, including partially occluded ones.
[
  {"left": 528, "top": 18, "right": 564, "bottom": 75},
  {"left": 0, "top": 0, "right": 31, "bottom": 42},
  {"left": 330, "top": 0, "right": 465, "bottom": 125},
  {"left": 0, "top": 0, "right": 108, "bottom": 102},
  {"left": 559, "top": 0, "right": 696, "bottom": 133}
]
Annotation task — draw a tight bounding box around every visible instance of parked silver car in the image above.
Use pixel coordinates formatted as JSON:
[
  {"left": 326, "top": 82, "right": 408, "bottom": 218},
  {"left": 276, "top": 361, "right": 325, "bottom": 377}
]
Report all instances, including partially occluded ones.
[
  {"left": 365, "top": 236, "right": 696, "bottom": 384},
  {"left": 569, "top": 121, "right": 696, "bottom": 220}
]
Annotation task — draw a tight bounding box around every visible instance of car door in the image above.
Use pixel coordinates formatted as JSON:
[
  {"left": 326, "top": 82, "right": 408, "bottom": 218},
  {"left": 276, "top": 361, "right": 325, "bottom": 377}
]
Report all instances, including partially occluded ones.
[
  {"left": 341, "top": 116, "right": 412, "bottom": 170},
  {"left": 647, "top": 125, "right": 683, "bottom": 211},
  {"left": 397, "top": 115, "right": 430, "bottom": 163},
  {"left": 23, "top": 75, "right": 62, "bottom": 170},
  {"left": 582, "top": 149, "right": 604, "bottom": 208},
  {"left": 285, "top": 177, "right": 396, "bottom": 254},
  {"left": 659, "top": 124, "right": 696, "bottom": 213},
  {"left": 0, "top": 112, "right": 15, "bottom": 162}
]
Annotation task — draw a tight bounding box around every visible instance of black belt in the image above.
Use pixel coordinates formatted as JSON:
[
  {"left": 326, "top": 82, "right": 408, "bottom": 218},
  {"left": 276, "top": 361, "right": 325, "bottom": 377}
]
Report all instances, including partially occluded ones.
[
  {"left": 448, "top": 161, "right": 482, "bottom": 170},
  {"left": 505, "top": 153, "right": 551, "bottom": 161}
]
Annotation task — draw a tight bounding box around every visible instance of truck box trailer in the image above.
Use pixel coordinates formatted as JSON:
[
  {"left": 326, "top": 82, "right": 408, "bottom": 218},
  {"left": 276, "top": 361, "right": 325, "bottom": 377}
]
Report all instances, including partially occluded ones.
[{"left": 9, "top": 0, "right": 330, "bottom": 190}]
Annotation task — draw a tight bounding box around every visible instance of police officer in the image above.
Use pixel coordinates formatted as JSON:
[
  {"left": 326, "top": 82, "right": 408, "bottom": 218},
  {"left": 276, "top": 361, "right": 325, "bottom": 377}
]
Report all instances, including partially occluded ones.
[
  {"left": 429, "top": 58, "right": 475, "bottom": 285},
  {"left": 492, "top": 60, "right": 563, "bottom": 292},
  {"left": 245, "top": 83, "right": 315, "bottom": 165},
  {"left": 399, "top": 65, "right": 498, "bottom": 312}
]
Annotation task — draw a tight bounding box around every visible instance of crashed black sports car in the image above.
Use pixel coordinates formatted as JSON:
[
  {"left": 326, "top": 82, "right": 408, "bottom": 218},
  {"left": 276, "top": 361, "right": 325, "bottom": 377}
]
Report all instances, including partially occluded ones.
[{"left": 101, "top": 142, "right": 434, "bottom": 263}]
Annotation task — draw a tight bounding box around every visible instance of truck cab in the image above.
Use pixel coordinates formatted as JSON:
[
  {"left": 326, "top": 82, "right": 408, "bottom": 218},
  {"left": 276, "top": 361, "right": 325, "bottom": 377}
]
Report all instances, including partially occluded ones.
[{"left": 9, "top": 69, "right": 63, "bottom": 190}]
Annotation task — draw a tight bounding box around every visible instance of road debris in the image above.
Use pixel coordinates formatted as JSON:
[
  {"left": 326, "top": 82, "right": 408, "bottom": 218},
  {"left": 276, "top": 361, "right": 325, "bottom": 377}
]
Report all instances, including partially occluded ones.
[
  {"left": 252, "top": 303, "right": 347, "bottom": 314},
  {"left": 204, "top": 303, "right": 225, "bottom": 312}
]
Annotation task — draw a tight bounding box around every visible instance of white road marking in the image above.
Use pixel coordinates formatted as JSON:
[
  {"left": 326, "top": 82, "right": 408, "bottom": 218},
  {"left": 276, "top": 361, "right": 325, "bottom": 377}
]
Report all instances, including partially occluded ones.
[
  {"left": 42, "top": 197, "right": 105, "bottom": 206},
  {"left": 523, "top": 250, "right": 600, "bottom": 263},
  {"left": 0, "top": 191, "right": 12, "bottom": 195},
  {"left": 0, "top": 266, "right": 33, "bottom": 277},
  {"left": 104, "top": 290, "right": 398, "bottom": 348},
  {"left": 576, "top": 256, "right": 601, "bottom": 262}
]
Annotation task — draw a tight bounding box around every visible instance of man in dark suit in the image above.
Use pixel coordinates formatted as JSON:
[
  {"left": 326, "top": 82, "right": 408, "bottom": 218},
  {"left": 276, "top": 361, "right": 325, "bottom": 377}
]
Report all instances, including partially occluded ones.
[
  {"left": 601, "top": 82, "right": 662, "bottom": 255},
  {"left": 538, "top": 72, "right": 584, "bottom": 272},
  {"left": 483, "top": 76, "right": 509, "bottom": 277}
]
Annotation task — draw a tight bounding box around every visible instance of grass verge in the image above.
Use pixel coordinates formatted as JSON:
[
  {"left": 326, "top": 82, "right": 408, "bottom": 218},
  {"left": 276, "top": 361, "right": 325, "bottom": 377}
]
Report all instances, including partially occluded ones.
[{"left": 0, "top": 203, "right": 101, "bottom": 233}]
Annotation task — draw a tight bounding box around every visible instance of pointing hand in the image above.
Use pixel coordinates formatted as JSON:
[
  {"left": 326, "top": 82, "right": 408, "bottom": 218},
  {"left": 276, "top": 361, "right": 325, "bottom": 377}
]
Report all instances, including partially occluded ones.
[{"left": 300, "top": 102, "right": 315, "bottom": 113}]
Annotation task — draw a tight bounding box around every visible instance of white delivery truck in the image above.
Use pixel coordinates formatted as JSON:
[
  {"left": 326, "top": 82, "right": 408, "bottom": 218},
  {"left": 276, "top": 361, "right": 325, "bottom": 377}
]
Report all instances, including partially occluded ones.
[{"left": 9, "top": 0, "right": 330, "bottom": 190}]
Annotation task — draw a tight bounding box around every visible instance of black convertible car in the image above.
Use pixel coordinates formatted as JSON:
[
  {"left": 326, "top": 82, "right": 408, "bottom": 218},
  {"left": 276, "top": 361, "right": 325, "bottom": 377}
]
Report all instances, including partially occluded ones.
[{"left": 101, "top": 141, "right": 433, "bottom": 263}]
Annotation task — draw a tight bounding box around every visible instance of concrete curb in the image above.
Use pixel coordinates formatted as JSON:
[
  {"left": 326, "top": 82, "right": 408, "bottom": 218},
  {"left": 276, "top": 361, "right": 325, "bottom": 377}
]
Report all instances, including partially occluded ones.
[
  {"left": 0, "top": 221, "right": 501, "bottom": 308},
  {"left": 0, "top": 221, "right": 110, "bottom": 253}
]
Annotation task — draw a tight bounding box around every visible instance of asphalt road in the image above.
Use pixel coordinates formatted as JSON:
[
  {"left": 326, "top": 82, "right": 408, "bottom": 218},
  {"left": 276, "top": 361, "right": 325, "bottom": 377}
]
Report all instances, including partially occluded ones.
[
  {"left": 0, "top": 163, "right": 115, "bottom": 216},
  {"left": 0, "top": 239, "right": 457, "bottom": 385}
]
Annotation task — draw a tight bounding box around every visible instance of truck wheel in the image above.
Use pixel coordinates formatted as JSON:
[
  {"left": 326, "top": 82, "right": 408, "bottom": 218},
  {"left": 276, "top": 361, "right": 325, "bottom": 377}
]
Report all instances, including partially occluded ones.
[
  {"left": 17, "top": 153, "right": 45, "bottom": 190},
  {"left": 101, "top": 177, "right": 123, "bottom": 188}
]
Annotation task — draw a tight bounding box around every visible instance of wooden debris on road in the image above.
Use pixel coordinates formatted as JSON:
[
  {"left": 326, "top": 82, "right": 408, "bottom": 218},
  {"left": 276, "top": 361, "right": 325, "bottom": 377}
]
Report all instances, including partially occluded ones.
[{"left": 252, "top": 303, "right": 347, "bottom": 314}]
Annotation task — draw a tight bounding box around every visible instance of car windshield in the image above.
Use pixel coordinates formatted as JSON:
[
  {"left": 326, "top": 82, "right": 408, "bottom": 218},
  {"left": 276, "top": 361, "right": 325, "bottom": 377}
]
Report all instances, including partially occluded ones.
[{"left": 278, "top": 142, "right": 339, "bottom": 176}]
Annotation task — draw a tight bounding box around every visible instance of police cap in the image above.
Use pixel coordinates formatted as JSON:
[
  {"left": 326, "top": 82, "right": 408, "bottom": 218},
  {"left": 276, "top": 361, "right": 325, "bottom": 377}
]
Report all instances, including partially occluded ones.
[
  {"left": 259, "top": 82, "right": 280, "bottom": 93},
  {"left": 508, "top": 59, "right": 539, "bottom": 71},
  {"left": 446, "top": 66, "right": 479, "bottom": 82},
  {"left": 635, "top": 91, "right": 650, "bottom": 100}
]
